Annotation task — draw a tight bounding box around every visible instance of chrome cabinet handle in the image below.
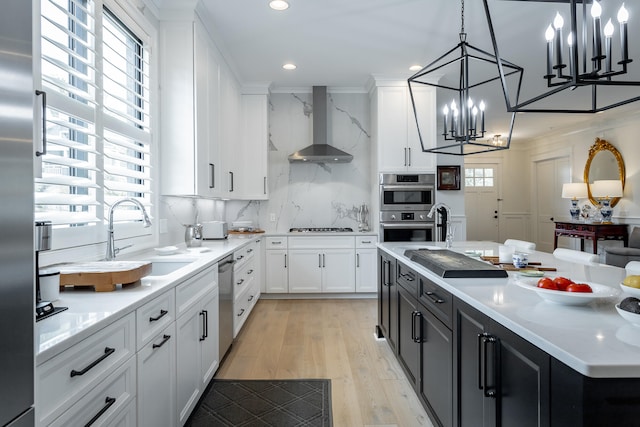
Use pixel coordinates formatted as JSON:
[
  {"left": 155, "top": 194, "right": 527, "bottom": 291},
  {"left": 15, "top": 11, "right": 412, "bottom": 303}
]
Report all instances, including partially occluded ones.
[
  {"left": 322, "top": 253, "right": 326, "bottom": 267},
  {"left": 209, "top": 163, "right": 215, "bottom": 188},
  {"left": 264, "top": 176, "right": 267, "bottom": 194},
  {"left": 425, "top": 291, "right": 444, "bottom": 304},
  {"left": 356, "top": 253, "right": 360, "bottom": 268},
  {"left": 229, "top": 171, "right": 234, "bottom": 192},
  {"left": 35, "top": 90, "right": 47, "bottom": 156},
  {"left": 70, "top": 347, "right": 115, "bottom": 377},
  {"left": 319, "top": 254, "right": 322, "bottom": 268}
]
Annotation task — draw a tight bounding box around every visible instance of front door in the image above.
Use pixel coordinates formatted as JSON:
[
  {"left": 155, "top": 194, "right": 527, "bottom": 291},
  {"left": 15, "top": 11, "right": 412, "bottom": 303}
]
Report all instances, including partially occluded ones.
[{"left": 464, "top": 165, "right": 500, "bottom": 242}]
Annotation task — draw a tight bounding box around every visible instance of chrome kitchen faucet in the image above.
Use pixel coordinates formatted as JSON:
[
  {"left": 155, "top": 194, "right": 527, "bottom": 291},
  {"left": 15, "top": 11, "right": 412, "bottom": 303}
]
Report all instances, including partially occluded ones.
[{"left": 105, "top": 198, "right": 152, "bottom": 260}]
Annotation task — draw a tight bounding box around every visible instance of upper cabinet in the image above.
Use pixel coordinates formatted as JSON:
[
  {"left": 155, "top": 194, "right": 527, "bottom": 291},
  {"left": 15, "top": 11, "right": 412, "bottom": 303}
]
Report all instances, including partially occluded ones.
[
  {"left": 159, "top": 17, "right": 219, "bottom": 197},
  {"left": 159, "top": 13, "right": 269, "bottom": 201},
  {"left": 372, "top": 80, "right": 436, "bottom": 173}
]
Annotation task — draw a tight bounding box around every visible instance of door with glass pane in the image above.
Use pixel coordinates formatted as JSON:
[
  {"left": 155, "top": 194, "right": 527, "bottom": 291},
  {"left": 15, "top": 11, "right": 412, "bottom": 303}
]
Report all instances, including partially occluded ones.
[{"left": 464, "top": 165, "right": 499, "bottom": 242}]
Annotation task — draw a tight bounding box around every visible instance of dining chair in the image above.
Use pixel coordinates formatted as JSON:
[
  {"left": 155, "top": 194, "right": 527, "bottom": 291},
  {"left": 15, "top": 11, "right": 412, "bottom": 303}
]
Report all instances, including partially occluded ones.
[
  {"left": 553, "top": 248, "right": 599, "bottom": 281},
  {"left": 504, "top": 239, "right": 536, "bottom": 253}
]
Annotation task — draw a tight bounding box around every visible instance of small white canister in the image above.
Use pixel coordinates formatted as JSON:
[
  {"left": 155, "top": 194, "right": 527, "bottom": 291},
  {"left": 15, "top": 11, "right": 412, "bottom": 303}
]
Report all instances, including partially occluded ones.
[{"left": 39, "top": 268, "right": 60, "bottom": 302}]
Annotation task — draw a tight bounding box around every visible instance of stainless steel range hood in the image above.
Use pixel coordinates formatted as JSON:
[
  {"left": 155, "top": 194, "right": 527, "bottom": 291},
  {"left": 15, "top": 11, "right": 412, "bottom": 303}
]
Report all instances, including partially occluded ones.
[{"left": 288, "top": 86, "right": 353, "bottom": 163}]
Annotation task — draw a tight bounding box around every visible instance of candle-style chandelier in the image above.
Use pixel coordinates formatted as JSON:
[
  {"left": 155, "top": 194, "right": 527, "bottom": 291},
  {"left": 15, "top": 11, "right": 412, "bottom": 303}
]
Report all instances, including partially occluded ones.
[
  {"left": 484, "top": 0, "right": 640, "bottom": 113},
  {"left": 408, "top": 0, "right": 523, "bottom": 156}
]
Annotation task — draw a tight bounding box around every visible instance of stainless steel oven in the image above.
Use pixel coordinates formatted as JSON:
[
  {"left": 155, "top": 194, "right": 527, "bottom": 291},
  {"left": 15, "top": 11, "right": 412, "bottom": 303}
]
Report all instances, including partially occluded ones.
[
  {"left": 379, "top": 173, "right": 435, "bottom": 211},
  {"left": 379, "top": 211, "right": 435, "bottom": 242}
]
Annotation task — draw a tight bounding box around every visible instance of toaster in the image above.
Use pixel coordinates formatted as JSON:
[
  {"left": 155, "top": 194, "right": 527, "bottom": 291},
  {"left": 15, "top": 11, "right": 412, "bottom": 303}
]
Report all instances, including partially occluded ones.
[{"left": 201, "top": 221, "right": 228, "bottom": 240}]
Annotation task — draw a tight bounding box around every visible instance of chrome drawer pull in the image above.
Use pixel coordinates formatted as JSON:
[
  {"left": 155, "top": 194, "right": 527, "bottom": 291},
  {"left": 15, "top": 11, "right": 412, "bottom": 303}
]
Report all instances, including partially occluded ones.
[
  {"left": 149, "top": 309, "right": 168, "bottom": 322},
  {"left": 70, "top": 347, "right": 115, "bottom": 378},
  {"left": 152, "top": 334, "right": 171, "bottom": 349},
  {"left": 84, "top": 396, "right": 116, "bottom": 427},
  {"left": 425, "top": 291, "right": 444, "bottom": 304}
]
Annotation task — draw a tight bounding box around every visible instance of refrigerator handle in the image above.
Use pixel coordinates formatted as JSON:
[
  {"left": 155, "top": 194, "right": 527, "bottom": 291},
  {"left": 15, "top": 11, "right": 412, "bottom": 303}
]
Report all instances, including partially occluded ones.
[{"left": 35, "top": 90, "right": 47, "bottom": 156}]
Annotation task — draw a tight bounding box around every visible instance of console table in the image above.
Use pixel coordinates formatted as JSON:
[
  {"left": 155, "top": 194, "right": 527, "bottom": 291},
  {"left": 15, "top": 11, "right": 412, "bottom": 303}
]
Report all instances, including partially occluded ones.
[{"left": 554, "top": 221, "right": 628, "bottom": 254}]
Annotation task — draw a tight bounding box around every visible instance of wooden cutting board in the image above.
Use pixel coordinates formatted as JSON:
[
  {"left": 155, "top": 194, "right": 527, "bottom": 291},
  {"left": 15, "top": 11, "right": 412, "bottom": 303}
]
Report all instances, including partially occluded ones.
[
  {"left": 228, "top": 229, "right": 265, "bottom": 234},
  {"left": 59, "top": 261, "right": 152, "bottom": 292},
  {"left": 480, "top": 256, "right": 556, "bottom": 271}
]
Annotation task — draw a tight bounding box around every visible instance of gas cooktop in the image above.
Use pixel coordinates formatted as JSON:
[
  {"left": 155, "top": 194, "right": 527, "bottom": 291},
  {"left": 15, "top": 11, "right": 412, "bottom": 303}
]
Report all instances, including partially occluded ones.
[{"left": 289, "top": 227, "right": 354, "bottom": 233}]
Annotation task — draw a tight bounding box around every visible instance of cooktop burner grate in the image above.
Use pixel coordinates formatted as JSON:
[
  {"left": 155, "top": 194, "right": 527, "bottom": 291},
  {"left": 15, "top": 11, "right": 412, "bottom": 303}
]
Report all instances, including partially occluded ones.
[{"left": 289, "top": 227, "right": 354, "bottom": 233}]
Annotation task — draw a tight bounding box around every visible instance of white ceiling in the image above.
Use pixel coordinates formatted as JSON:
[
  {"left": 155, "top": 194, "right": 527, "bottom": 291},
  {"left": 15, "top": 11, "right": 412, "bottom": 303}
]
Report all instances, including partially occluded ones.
[{"left": 160, "top": 0, "right": 640, "bottom": 142}]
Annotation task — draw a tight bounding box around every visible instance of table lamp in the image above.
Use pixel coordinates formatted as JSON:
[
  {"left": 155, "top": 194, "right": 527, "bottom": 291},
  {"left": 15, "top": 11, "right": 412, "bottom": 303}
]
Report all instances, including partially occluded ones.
[
  {"left": 591, "top": 180, "right": 623, "bottom": 223},
  {"left": 562, "top": 183, "right": 588, "bottom": 221}
]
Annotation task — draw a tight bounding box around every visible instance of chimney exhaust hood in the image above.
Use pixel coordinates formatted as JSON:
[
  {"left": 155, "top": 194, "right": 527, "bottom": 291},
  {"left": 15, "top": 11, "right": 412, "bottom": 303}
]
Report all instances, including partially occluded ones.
[{"left": 288, "top": 86, "right": 353, "bottom": 163}]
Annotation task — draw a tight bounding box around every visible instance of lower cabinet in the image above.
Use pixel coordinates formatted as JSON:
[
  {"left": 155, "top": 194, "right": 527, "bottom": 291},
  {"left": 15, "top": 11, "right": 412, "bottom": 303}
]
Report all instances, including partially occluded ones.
[
  {"left": 377, "top": 250, "right": 398, "bottom": 350},
  {"left": 137, "top": 323, "right": 176, "bottom": 427},
  {"left": 265, "top": 237, "right": 288, "bottom": 293},
  {"left": 454, "top": 298, "right": 550, "bottom": 427},
  {"left": 396, "top": 263, "right": 453, "bottom": 427},
  {"left": 176, "top": 265, "right": 219, "bottom": 426}
]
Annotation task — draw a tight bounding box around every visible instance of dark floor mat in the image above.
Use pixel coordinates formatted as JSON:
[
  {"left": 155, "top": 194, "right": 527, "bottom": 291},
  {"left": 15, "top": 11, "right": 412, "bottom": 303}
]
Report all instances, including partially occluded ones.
[{"left": 186, "top": 379, "right": 332, "bottom": 427}]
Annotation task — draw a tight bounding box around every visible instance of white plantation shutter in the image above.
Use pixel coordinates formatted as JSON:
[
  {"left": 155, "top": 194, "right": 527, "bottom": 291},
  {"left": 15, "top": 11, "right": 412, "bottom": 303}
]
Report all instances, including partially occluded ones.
[
  {"left": 102, "top": 9, "right": 152, "bottom": 223},
  {"left": 38, "top": 0, "right": 154, "bottom": 245}
]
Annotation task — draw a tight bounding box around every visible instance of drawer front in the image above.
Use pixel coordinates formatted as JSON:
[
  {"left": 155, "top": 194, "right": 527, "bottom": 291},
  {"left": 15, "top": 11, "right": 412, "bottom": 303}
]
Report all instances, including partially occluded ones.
[
  {"left": 234, "top": 259, "right": 255, "bottom": 302},
  {"left": 136, "top": 289, "right": 175, "bottom": 350},
  {"left": 356, "top": 235, "right": 378, "bottom": 248},
  {"left": 49, "top": 356, "right": 136, "bottom": 427},
  {"left": 234, "top": 290, "right": 251, "bottom": 337},
  {"left": 396, "top": 261, "right": 419, "bottom": 297},
  {"left": 288, "top": 236, "right": 354, "bottom": 249},
  {"left": 37, "top": 313, "right": 135, "bottom": 426},
  {"left": 266, "top": 237, "right": 287, "bottom": 249},
  {"left": 419, "top": 276, "right": 453, "bottom": 328},
  {"left": 176, "top": 264, "right": 217, "bottom": 316}
]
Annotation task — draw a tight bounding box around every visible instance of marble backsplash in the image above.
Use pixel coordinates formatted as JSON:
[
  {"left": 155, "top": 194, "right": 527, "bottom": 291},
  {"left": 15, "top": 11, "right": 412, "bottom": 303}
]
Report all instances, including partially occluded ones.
[{"left": 226, "top": 91, "right": 373, "bottom": 233}]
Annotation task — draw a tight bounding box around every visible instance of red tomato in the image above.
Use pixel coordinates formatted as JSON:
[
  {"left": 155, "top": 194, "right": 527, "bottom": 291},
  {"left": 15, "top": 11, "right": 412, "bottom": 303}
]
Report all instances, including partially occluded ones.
[
  {"left": 537, "top": 277, "right": 558, "bottom": 290},
  {"left": 553, "top": 276, "right": 574, "bottom": 291},
  {"left": 566, "top": 283, "right": 593, "bottom": 293}
]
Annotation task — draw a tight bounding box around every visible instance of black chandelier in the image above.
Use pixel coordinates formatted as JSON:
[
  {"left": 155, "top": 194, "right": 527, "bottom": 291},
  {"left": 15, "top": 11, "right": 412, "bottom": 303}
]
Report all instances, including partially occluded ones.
[
  {"left": 483, "top": 0, "right": 640, "bottom": 113},
  {"left": 408, "top": 0, "right": 523, "bottom": 156}
]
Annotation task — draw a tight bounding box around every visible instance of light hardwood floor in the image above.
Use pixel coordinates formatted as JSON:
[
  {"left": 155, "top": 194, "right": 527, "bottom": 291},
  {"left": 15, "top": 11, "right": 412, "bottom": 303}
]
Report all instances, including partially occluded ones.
[{"left": 215, "top": 298, "right": 434, "bottom": 427}]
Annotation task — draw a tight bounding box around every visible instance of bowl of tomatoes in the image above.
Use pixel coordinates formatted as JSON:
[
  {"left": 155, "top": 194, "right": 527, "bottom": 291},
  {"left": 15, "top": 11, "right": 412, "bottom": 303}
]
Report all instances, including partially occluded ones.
[{"left": 514, "top": 276, "right": 620, "bottom": 306}]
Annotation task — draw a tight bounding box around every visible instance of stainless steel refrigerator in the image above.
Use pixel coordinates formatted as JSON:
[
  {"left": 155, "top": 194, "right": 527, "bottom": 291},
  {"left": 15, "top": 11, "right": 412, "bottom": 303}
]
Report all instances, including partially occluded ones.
[{"left": 0, "top": 0, "right": 35, "bottom": 425}]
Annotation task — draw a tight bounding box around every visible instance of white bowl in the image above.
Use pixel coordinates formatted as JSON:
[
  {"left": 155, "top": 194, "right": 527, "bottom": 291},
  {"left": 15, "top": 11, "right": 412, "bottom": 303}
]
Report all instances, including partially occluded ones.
[
  {"left": 615, "top": 303, "right": 640, "bottom": 327},
  {"left": 619, "top": 282, "right": 640, "bottom": 298},
  {"left": 514, "top": 279, "right": 620, "bottom": 306}
]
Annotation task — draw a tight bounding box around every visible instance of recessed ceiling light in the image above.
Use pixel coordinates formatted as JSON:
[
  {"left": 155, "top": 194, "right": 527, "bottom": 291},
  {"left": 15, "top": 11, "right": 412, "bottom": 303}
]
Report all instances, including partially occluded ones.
[
  {"left": 282, "top": 63, "right": 297, "bottom": 70},
  {"left": 409, "top": 65, "right": 422, "bottom": 71},
  {"left": 269, "top": 0, "right": 289, "bottom": 11}
]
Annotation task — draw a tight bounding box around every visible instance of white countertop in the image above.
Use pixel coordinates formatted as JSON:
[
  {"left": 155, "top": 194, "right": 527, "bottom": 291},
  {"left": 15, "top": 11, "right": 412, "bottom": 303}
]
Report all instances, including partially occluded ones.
[
  {"left": 378, "top": 241, "right": 640, "bottom": 378},
  {"left": 36, "top": 236, "right": 257, "bottom": 365}
]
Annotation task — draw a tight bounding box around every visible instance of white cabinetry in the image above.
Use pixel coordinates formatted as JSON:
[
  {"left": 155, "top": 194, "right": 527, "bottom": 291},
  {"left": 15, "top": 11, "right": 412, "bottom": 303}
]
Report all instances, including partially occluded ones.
[
  {"left": 373, "top": 82, "right": 436, "bottom": 172},
  {"left": 355, "top": 236, "right": 378, "bottom": 293},
  {"left": 239, "top": 92, "right": 269, "bottom": 200},
  {"left": 159, "top": 17, "right": 220, "bottom": 197},
  {"left": 219, "top": 66, "right": 242, "bottom": 197},
  {"left": 175, "top": 265, "right": 219, "bottom": 426},
  {"left": 288, "top": 237, "right": 355, "bottom": 293},
  {"left": 136, "top": 289, "right": 176, "bottom": 427},
  {"left": 265, "top": 237, "right": 288, "bottom": 293},
  {"left": 36, "top": 313, "right": 136, "bottom": 426},
  {"left": 233, "top": 242, "right": 259, "bottom": 336}
]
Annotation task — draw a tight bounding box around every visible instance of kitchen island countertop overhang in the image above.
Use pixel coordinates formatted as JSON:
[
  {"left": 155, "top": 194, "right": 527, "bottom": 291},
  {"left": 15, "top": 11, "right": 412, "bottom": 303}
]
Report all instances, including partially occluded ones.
[{"left": 378, "top": 241, "right": 638, "bottom": 378}]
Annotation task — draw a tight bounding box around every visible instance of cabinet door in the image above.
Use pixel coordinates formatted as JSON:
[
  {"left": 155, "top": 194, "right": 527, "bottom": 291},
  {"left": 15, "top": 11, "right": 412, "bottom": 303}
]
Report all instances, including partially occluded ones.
[
  {"left": 322, "top": 249, "right": 356, "bottom": 292},
  {"left": 138, "top": 323, "right": 176, "bottom": 427},
  {"left": 200, "top": 290, "right": 219, "bottom": 388},
  {"left": 488, "top": 321, "right": 550, "bottom": 427},
  {"left": 176, "top": 304, "right": 202, "bottom": 426},
  {"left": 377, "top": 86, "right": 410, "bottom": 172},
  {"left": 406, "top": 86, "right": 436, "bottom": 172},
  {"left": 265, "top": 250, "right": 288, "bottom": 293},
  {"left": 397, "top": 287, "right": 420, "bottom": 387},
  {"left": 419, "top": 305, "right": 453, "bottom": 427},
  {"left": 355, "top": 248, "right": 377, "bottom": 292},
  {"left": 206, "top": 42, "right": 221, "bottom": 197},
  {"left": 454, "top": 299, "right": 489, "bottom": 427},
  {"left": 240, "top": 94, "right": 269, "bottom": 200},
  {"left": 288, "top": 250, "right": 322, "bottom": 292},
  {"left": 219, "top": 66, "right": 241, "bottom": 197},
  {"left": 194, "top": 20, "right": 213, "bottom": 197},
  {"left": 378, "top": 252, "right": 397, "bottom": 351}
]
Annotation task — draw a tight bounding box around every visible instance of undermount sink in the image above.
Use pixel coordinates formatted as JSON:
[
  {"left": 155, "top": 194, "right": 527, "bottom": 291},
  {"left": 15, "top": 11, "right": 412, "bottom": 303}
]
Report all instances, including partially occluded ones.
[{"left": 147, "top": 260, "right": 194, "bottom": 277}]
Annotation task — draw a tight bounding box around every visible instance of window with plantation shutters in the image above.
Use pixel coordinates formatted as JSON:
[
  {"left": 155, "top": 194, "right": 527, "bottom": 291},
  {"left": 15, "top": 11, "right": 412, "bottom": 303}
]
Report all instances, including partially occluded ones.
[{"left": 38, "top": 0, "right": 153, "bottom": 247}]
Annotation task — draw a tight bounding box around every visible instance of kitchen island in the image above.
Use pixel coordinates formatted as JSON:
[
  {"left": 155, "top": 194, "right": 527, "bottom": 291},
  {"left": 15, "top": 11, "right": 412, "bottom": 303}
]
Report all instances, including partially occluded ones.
[{"left": 378, "top": 241, "right": 640, "bottom": 427}]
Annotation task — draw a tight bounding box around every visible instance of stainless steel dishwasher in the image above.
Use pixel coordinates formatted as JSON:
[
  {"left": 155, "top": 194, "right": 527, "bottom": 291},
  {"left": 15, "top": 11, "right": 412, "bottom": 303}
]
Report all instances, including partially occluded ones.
[{"left": 218, "top": 255, "right": 234, "bottom": 359}]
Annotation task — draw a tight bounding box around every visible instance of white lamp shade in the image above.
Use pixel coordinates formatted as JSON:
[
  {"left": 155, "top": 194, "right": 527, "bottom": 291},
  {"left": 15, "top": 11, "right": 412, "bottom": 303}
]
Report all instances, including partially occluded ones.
[
  {"left": 562, "top": 182, "right": 588, "bottom": 199},
  {"left": 591, "top": 180, "right": 623, "bottom": 198}
]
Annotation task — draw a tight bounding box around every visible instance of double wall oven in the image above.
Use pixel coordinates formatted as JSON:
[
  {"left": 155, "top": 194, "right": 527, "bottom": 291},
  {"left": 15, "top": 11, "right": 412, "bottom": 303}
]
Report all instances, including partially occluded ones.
[{"left": 379, "top": 173, "right": 435, "bottom": 242}]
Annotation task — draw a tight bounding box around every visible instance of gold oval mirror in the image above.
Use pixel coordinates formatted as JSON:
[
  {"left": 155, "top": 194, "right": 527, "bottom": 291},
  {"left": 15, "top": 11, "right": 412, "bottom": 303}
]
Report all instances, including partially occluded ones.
[{"left": 583, "top": 138, "right": 625, "bottom": 207}]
